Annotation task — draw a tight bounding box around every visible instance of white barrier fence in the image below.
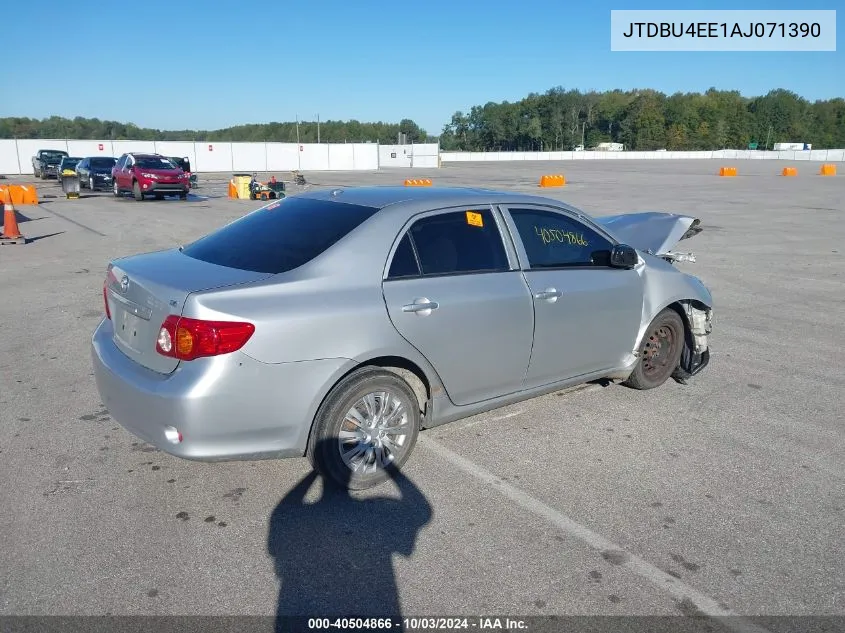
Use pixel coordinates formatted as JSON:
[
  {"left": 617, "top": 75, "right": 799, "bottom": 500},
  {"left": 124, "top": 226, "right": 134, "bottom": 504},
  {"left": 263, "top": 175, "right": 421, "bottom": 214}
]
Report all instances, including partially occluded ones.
[
  {"left": 440, "top": 149, "right": 845, "bottom": 162},
  {"left": 4, "top": 140, "right": 844, "bottom": 175},
  {"left": 378, "top": 143, "right": 440, "bottom": 168},
  {"left": 0, "top": 139, "right": 441, "bottom": 175}
]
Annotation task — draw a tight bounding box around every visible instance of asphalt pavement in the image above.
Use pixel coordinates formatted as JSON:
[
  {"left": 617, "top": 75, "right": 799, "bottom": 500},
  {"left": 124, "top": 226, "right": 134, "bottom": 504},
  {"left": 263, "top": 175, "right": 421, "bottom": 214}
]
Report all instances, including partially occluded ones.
[{"left": 0, "top": 161, "right": 842, "bottom": 631}]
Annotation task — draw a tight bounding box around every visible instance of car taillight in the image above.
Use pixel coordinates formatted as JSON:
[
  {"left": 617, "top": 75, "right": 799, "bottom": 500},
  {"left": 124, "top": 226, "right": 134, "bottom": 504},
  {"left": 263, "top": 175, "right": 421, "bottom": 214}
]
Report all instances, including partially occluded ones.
[
  {"left": 103, "top": 268, "right": 117, "bottom": 319},
  {"left": 103, "top": 281, "right": 111, "bottom": 319},
  {"left": 155, "top": 315, "right": 255, "bottom": 361}
]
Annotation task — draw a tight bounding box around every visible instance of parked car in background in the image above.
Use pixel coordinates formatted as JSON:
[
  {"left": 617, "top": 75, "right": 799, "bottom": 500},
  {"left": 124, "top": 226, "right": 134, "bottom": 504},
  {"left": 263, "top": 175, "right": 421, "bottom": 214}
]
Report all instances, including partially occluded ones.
[
  {"left": 92, "top": 186, "right": 713, "bottom": 491},
  {"left": 57, "top": 156, "right": 83, "bottom": 176},
  {"left": 169, "top": 157, "right": 197, "bottom": 188},
  {"left": 112, "top": 153, "right": 190, "bottom": 201},
  {"left": 32, "top": 149, "right": 69, "bottom": 179},
  {"left": 77, "top": 156, "right": 117, "bottom": 191}
]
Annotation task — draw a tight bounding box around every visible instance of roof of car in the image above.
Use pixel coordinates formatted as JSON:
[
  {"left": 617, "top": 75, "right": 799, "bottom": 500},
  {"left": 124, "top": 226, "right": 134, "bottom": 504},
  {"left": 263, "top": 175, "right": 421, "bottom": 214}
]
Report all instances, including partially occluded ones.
[{"left": 295, "top": 185, "right": 572, "bottom": 211}]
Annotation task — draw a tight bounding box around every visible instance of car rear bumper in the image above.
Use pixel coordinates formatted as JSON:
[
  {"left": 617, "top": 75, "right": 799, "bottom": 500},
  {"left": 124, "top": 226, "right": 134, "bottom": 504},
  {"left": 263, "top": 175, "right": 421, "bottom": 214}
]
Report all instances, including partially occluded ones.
[{"left": 91, "top": 317, "right": 350, "bottom": 461}]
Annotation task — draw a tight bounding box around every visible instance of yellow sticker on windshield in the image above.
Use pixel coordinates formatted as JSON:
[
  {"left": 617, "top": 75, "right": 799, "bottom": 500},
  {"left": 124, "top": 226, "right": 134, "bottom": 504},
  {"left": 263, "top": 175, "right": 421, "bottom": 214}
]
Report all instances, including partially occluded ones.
[{"left": 466, "top": 211, "right": 483, "bottom": 227}]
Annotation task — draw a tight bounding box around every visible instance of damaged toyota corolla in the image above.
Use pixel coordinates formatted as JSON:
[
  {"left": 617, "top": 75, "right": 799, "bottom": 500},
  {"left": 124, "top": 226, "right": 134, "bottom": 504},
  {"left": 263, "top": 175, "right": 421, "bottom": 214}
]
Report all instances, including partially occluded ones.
[{"left": 91, "top": 186, "right": 713, "bottom": 490}]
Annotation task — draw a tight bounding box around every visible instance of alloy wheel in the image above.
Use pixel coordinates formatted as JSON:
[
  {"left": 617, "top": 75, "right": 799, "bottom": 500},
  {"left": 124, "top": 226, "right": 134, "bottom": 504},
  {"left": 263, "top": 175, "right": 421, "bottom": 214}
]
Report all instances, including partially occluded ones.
[{"left": 338, "top": 390, "right": 412, "bottom": 475}]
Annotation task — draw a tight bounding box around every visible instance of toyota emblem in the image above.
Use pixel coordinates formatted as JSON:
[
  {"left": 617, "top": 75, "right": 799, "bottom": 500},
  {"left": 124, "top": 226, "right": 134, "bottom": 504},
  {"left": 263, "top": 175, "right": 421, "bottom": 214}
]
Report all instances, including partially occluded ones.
[{"left": 120, "top": 275, "right": 129, "bottom": 293}]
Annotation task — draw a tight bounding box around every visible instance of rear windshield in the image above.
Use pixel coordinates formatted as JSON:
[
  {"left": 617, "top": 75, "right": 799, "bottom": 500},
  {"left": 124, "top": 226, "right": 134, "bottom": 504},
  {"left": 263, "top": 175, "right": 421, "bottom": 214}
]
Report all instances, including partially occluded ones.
[
  {"left": 91, "top": 157, "right": 116, "bottom": 168},
  {"left": 181, "top": 197, "right": 380, "bottom": 274}
]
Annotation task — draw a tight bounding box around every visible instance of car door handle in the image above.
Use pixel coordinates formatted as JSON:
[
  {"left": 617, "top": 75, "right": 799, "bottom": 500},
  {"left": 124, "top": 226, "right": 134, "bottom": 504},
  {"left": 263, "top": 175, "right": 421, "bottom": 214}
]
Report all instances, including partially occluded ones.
[
  {"left": 533, "top": 288, "right": 563, "bottom": 301},
  {"left": 402, "top": 298, "right": 439, "bottom": 314}
]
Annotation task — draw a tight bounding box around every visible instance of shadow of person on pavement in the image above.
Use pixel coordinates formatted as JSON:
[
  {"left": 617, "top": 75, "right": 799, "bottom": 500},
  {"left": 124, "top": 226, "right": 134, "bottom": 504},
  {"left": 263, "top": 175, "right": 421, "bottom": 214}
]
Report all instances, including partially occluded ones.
[{"left": 268, "top": 441, "right": 433, "bottom": 632}]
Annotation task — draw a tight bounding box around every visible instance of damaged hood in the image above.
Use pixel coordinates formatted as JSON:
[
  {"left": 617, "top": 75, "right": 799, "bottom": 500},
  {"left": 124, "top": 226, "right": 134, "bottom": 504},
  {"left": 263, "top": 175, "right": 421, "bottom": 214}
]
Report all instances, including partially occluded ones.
[{"left": 594, "top": 212, "right": 702, "bottom": 256}]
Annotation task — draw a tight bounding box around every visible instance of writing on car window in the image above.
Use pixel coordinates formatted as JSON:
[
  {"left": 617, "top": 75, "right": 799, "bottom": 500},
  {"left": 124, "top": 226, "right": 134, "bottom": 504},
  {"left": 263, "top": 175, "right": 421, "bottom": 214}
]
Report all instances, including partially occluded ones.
[
  {"left": 509, "top": 208, "right": 613, "bottom": 268},
  {"left": 534, "top": 226, "right": 589, "bottom": 247}
]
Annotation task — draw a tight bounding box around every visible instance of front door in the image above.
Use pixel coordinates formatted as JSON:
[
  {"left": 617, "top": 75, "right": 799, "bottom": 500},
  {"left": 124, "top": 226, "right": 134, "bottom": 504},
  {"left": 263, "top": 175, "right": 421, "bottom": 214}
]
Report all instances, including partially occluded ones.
[
  {"left": 501, "top": 205, "right": 644, "bottom": 388},
  {"left": 381, "top": 207, "right": 535, "bottom": 406}
]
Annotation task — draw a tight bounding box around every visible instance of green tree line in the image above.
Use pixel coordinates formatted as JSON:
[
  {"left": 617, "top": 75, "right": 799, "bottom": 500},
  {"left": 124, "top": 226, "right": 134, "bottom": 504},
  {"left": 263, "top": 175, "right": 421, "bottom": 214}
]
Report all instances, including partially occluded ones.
[
  {"left": 0, "top": 116, "right": 432, "bottom": 144},
  {"left": 439, "top": 88, "right": 845, "bottom": 151},
  {"left": 3, "top": 87, "right": 843, "bottom": 151}
]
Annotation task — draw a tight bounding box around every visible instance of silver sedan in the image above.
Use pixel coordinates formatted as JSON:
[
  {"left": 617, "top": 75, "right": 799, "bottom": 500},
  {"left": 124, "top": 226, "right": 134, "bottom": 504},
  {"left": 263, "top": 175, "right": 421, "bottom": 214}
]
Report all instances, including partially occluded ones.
[{"left": 91, "top": 186, "right": 713, "bottom": 490}]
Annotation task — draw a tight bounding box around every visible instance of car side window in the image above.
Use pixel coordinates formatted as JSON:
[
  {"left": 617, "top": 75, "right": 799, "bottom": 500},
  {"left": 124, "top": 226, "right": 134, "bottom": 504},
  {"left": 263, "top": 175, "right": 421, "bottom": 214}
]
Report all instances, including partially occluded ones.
[
  {"left": 116, "top": 156, "right": 126, "bottom": 170},
  {"left": 387, "top": 234, "right": 420, "bottom": 278},
  {"left": 508, "top": 208, "right": 614, "bottom": 268},
  {"left": 408, "top": 209, "right": 509, "bottom": 276}
]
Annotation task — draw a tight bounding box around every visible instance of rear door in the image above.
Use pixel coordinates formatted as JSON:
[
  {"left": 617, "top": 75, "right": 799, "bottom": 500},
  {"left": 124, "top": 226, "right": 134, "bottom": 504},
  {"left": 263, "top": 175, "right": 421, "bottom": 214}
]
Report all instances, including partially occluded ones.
[
  {"left": 119, "top": 154, "right": 134, "bottom": 188},
  {"left": 381, "top": 206, "right": 535, "bottom": 406},
  {"left": 113, "top": 155, "right": 128, "bottom": 188},
  {"left": 500, "top": 205, "right": 644, "bottom": 388}
]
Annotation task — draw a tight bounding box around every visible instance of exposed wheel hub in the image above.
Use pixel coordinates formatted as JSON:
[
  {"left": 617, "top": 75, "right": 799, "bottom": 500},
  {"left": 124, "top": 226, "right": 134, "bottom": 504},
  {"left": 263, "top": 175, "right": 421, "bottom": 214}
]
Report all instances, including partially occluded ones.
[{"left": 643, "top": 325, "right": 675, "bottom": 376}]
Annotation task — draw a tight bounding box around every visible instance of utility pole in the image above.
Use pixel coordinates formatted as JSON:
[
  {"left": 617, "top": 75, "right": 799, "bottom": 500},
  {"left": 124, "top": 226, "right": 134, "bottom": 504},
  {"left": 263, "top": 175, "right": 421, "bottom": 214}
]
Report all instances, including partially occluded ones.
[
  {"left": 581, "top": 122, "right": 586, "bottom": 148},
  {"left": 296, "top": 115, "right": 300, "bottom": 144},
  {"left": 317, "top": 114, "right": 320, "bottom": 143}
]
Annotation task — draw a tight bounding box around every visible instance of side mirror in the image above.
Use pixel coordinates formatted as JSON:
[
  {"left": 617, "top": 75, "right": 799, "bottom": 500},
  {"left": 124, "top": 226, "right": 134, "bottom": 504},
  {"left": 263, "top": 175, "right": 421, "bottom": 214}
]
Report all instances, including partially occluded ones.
[{"left": 610, "top": 244, "right": 638, "bottom": 269}]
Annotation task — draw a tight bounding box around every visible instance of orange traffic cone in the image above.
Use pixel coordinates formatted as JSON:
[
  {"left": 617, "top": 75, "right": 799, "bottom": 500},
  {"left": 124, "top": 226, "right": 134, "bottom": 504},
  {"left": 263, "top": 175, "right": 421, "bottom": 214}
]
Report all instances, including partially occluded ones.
[
  {"left": 1, "top": 189, "right": 26, "bottom": 244},
  {"left": 227, "top": 180, "right": 237, "bottom": 199}
]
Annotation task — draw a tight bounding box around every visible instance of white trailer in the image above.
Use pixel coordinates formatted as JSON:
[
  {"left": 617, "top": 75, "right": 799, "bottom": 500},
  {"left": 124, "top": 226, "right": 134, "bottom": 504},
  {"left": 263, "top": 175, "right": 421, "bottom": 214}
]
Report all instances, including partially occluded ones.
[
  {"left": 594, "top": 142, "right": 624, "bottom": 151},
  {"left": 773, "top": 142, "right": 811, "bottom": 151}
]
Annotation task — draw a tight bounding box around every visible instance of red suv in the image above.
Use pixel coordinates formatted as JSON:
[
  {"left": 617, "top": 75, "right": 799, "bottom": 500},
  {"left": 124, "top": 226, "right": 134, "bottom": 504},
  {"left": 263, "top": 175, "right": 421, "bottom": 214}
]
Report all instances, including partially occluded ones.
[{"left": 112, "top": 153, "right": 190, "bottom": 201}]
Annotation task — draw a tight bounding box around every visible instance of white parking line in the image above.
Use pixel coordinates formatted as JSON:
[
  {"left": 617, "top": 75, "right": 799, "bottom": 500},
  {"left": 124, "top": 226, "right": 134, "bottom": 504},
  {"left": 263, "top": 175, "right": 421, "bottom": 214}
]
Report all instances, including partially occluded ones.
[
  {"left": 419, "top": 436, "right": 774, "bottom": 633},
  {"left": 450, "top": 409, "right": 527, "bottom": 431}
]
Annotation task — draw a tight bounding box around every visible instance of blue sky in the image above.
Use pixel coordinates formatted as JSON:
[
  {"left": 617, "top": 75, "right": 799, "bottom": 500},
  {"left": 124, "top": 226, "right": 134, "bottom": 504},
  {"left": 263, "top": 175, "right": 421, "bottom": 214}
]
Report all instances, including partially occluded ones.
[{"left": 2, "top": 0, "right": 841, "bottom": 135}]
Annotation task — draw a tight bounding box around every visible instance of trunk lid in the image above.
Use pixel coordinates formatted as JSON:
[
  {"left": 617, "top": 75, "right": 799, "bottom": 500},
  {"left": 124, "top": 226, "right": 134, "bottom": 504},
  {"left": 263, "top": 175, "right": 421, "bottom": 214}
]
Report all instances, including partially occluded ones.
[
  {"left": 105, "top": 248, "right": 272, "bottom": 374},
  {"left": 594, "top": 212, "right": 702, "bottom": 256}
]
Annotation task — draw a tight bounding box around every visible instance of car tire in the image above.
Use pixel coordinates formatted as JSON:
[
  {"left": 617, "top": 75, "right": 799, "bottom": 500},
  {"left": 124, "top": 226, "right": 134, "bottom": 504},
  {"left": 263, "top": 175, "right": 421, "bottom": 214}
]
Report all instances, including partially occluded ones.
[
  {"left": 623, "top": 308, "right": 685, "bottom": 390},
  {"left": 89, "top": 177, "right": 95, "bottom": 191},
  {"left": 133, "top": 181, "right": 144, "bottom": 201},
  {"left": 306, "top": 367, "right": 421, "bottom": 491},
  {"left": 113, "top": 181, "right": 120, "bottom": 197}
]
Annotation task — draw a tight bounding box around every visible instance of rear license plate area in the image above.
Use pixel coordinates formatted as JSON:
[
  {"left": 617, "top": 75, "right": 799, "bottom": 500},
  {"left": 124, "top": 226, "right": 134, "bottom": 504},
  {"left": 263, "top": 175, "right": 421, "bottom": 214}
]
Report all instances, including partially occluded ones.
[{"left": 115, "top": 309, "right": 143, "bottom": 352}]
